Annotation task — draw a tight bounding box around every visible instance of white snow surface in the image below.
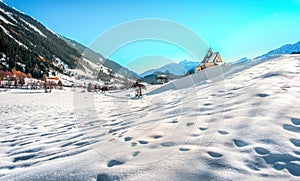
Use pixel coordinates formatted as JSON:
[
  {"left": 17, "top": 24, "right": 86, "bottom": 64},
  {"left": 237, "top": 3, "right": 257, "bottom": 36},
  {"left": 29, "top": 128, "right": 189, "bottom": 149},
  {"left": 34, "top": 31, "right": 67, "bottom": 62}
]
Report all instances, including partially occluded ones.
[{"left": 0, "top": 55, "right": 300, "bottom": 180}]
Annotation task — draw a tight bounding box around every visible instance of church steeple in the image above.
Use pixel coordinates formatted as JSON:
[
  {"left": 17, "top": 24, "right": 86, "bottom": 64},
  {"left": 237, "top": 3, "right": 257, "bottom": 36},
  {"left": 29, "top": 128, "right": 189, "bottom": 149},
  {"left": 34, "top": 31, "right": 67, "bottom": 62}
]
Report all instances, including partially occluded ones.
[{"left": 201, "top": 48, "right": 214, "bottom": 64}]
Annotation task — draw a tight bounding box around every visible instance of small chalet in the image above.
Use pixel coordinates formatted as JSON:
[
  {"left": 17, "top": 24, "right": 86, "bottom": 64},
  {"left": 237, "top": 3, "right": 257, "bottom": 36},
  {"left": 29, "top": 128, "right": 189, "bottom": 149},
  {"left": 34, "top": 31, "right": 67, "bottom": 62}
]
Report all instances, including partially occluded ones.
[
  {"left": 196, "top": 48, "right": 223, "bottom": 72},
  {"left": 157, "top": 74, "right": 168, "bottom": 84}
]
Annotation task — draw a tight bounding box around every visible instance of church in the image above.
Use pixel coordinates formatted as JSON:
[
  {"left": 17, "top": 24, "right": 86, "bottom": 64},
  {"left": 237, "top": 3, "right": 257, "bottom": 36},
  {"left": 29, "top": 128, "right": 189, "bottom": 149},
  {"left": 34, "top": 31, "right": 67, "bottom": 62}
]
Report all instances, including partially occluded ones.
[{"left": 196, "top": 48, "right": 223, "bottom": 72}]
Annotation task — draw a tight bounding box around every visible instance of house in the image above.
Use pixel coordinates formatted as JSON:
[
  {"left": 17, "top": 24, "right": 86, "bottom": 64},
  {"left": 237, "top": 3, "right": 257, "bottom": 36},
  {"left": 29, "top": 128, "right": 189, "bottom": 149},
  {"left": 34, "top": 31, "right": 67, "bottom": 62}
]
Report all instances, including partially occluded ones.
[
  {"left": 196, "top": 48, "right": 223, "bottom": 72},
  {"left": 157, "top": 74, "right": 168, "bottom": 84}
]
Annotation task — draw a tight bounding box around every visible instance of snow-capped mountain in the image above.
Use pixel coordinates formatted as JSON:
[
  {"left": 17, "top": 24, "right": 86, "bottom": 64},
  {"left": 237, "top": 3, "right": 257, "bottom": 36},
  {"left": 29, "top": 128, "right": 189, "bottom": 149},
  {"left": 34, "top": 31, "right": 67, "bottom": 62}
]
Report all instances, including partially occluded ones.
[
  {"left": 236, "top": 57, "right": 248, "bottom": 63},
  {"left": 179, "top": 60, "right": 199, "bottom": 71},
  {"left": 140, "top": 60, "right": 199, "bottom": 77},
  {"left": 257, "top": 41, "right": 300, "bottom": 58},
  {"left": 0, "top": 2, "right": 137, "bottom": 83},
  {"left": 140, "top": 63, "right": 186, "bottom": 77}
]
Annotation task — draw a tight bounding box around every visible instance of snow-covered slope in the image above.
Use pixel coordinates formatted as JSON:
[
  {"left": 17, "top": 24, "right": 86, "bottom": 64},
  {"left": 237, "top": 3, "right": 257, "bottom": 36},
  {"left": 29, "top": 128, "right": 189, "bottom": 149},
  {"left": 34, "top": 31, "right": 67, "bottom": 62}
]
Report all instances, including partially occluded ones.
[{"left": 0, "top": 55, "right": 299, "bottom": 180}]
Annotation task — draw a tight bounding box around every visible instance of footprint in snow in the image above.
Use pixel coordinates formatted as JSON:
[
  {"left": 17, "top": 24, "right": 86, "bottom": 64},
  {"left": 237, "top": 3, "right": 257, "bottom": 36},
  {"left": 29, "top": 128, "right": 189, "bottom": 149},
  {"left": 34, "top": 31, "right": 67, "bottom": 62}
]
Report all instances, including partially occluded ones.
[
  {"left": 207, "top": 151, "right": 222, "bottom": 158},
  {"left": 161, "top": 142, "right": 176, "bottom": 147},
  {"left": 233, "top": 139, "right": 249, "bottom": 147},
  {"left": 218, "top": 130, "right": 229, "bottom": 135},
  {"left": 256, "top": 93, "right": 269, "bottom": 98},
  {"left": 291, "top": 118, "right": 300, "bottom": 125},
  {"left": 97, "top": 173, "right": 119, "bottom": 180},
  {"left": 107, "top": 159, "right": 124, "bottom": 167},
  {"left": 132, "top": 151, "right": 140, "bottom": 157},
  {"left": 124, "top": 137, "right": 132, "bottom": 142},
  {"left": 254, "top": 147, "right": 270, "bottom": 155},
  {"left": 261, "top": 153, "right": 300, "bottom": 176},
  {"left": 152, "top": 135, "right": 163, "bottom": 139},
  {"left": 186, "top": 122, "right": 194, "bottom": 127},
  {"left": 283, "top": 124, "right": 300, "bottom": 133},
  {"left": 290, "top": 139, "right": 300, "bottom": 147},
  {"left": 138, "top": 140, "right": 148, "bottom": 145},
  {"left": 199, "top": 127, "right": 207, "bottom": 131},
  {"left": 179, "top": 148, "right": 190, "bottom": 152}
]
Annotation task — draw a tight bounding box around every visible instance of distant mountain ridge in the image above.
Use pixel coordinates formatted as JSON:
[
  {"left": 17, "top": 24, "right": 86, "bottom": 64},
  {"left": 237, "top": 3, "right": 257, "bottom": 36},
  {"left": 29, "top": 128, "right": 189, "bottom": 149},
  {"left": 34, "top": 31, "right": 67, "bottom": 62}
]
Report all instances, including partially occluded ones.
[
  {"left": 179, "top": 60, "right": 200, "bottom": 72},
  {"left": 140, "top": 41, "right": 300, "bottom": 78},
  {"left": 140, "top": 60, "right": 199, "bottom": 77},
  {"left": 62, "top": 37, "right": 138, "bottom": 79},
  {"left": 257, "top": 41, "right": 300, "bottom": 58}
]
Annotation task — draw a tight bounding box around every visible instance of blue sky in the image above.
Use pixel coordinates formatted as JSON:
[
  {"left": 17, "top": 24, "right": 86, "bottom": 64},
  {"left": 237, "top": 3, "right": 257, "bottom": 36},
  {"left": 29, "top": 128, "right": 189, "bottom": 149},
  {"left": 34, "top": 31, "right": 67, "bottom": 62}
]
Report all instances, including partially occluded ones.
[{"left": 2, "top": 0, "right": 300, "bottom": 73}]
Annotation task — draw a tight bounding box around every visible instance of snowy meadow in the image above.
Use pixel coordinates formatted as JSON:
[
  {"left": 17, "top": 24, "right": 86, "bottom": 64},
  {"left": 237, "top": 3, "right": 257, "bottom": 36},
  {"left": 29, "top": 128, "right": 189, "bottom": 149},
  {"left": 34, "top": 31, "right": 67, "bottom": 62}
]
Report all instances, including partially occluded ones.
[{"left": 0, "top": 55, "right": 300, "bottom": 180}]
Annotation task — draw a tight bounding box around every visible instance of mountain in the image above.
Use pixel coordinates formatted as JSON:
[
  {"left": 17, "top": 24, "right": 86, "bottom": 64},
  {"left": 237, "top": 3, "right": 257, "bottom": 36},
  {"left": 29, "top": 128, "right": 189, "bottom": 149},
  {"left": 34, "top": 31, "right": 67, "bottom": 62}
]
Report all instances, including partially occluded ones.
[
  {"left": 141, "top": 71, "right": 183, "bottom": 84},
  {"left": 0, "top": 2, "right": 138, "bottom": 83},
  {"left": 234, "top": 57, "right": 249, "bottom": 64},
  {"left": 179, "top": 60, "right": 199, "bottom": 72},
  {"left": 140, "top": 63, "right": 186, "bottom": 77},
  {"left": 257, "top": 41, "right": 300, "bottom": 58},
  {"left": 0, "top": 2, "right": 80, "bottom": 77},
  {"left": 140, "top": 40, "right": 300, "bottom": 80},
  {"left": 62, "top": 37, "right": 138, "bottom": 80},
  {"left": 140, "top": 60, "right": 199, "bottom": 78}
]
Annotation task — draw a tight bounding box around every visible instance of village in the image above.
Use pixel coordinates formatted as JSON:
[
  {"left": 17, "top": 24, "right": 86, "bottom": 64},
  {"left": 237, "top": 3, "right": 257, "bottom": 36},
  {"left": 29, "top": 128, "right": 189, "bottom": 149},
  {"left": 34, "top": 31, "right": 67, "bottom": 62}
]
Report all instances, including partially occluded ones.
[
  {"left": 0, "top": 48, "right": 223, "bottom": 94},
  {"left": 0, "top": 48, "right": 223, "bottom": 97}
]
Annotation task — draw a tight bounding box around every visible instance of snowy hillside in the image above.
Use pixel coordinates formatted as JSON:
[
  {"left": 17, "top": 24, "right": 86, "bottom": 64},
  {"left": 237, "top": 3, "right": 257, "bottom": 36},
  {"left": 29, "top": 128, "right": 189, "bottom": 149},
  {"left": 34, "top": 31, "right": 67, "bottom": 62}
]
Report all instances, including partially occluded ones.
[
  {"left": 0, "top": 2, "right": 81, "bottom": 70},
  {"left": 0, "top": 54, "right": 299, "bottom": 180},
  {"left": 0, "top": 2, "right": 138, "bottom": 84}
]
